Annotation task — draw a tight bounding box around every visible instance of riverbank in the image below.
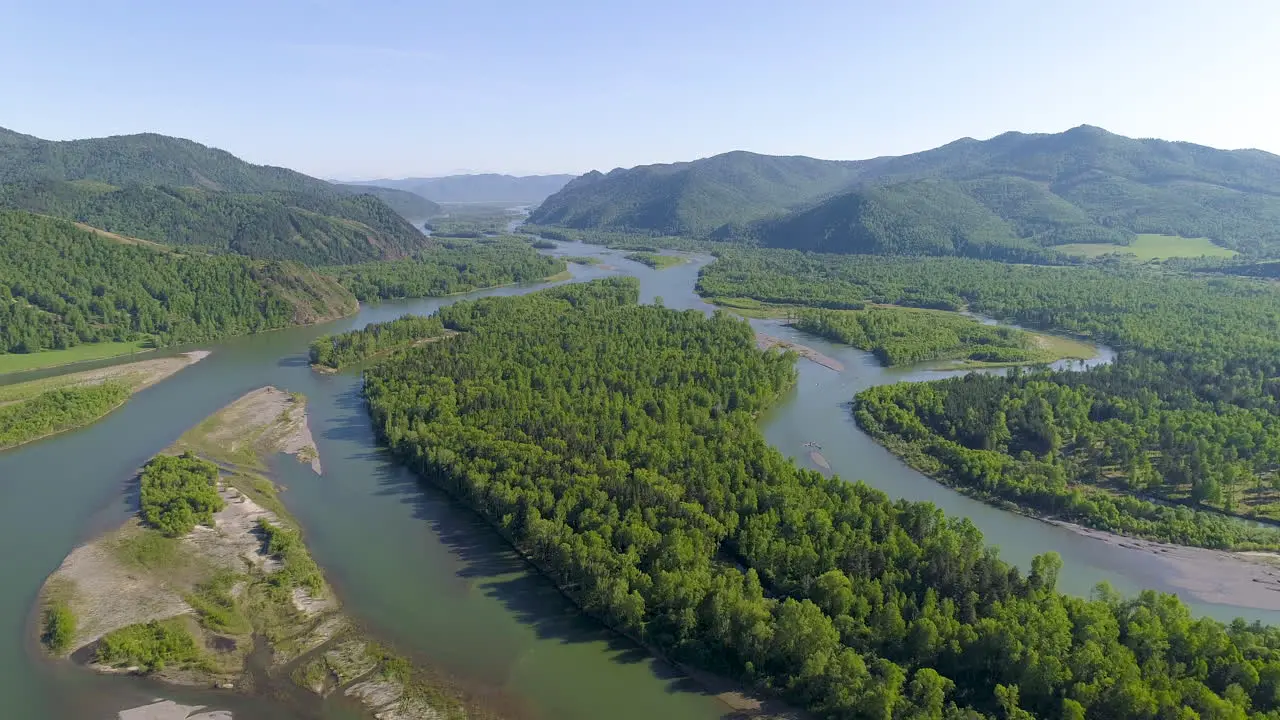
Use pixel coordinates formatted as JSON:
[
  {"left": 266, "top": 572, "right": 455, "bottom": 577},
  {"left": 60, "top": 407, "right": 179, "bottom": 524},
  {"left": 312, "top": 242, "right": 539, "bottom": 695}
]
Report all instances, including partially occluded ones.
[
  {"left": 755, "top": 333, "right": 844, "bottom": 372},
  {"left": 0, "top": 351, "right": 211, "bottom": 451},
  {"left": 1052, "top": 522, "right": 1280, "bottom": 611},
  {"left": 39, "top": 387, "right": 479, "bottom": 719},
  {"left": 856, "top": 409, "right": 1280, "bottom": 611}
]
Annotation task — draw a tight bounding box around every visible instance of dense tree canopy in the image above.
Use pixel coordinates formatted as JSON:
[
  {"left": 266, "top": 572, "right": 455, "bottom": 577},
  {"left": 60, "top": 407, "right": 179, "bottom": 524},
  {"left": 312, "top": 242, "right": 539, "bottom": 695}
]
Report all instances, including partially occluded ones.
[
  {"left": 310, "top": 315, "right": 447, "bottom": 369},
  {"left": 0, "top": 179, "right": 427, "bottom": 265},
  {"left": 139, "top": 452, "right": 224, "bottom": 537},
  {"left": 364, "top": 278, "right": 1280, "bottom": 719},
  {"left": 323, "top": 238, "right": 564, "bottom": 302},
  {"left": 701, "top": 248, "right": 1280, "bottom": 548},
  {"left": 794, "top": 307, "right": 1038, "bottom": 366},
  {"left": 0, "top": 211, "right": 355, "bottom": 355}
]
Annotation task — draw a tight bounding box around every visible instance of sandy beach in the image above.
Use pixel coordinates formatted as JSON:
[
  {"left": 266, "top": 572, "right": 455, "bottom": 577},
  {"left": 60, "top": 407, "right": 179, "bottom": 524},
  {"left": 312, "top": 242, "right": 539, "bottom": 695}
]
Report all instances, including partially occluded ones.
[
  {"left": 1051, "top": 521, "right": 1280, "bottom": 611},
  {"left": 756, "top": 334, "right": 844, "bottom": 372}
]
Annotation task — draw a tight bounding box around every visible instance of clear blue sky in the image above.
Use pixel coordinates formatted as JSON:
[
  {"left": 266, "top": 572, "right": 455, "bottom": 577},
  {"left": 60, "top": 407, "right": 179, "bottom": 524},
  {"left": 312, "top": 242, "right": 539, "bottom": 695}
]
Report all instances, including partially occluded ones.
[{"left": 1, "top": 1, "right": 1275, "bottom": 179}]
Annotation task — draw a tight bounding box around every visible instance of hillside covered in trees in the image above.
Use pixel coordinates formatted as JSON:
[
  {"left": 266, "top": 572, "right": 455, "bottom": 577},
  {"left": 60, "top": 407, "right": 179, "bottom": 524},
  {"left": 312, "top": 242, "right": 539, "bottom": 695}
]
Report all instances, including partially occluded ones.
[
  {"left": 0, "top": 127, "right": 430, "bottom": 264},
  {"left": 330, "top": 183, "right": 441, "bottom": 222},
  {"left": 364, "top": 277, "right": 1280, "bottom": 719},
  {"left": 530, "top": 152, "right": 864, "bottom": 236},
  {"left": 0, "top": 210, "right": 355, "bottom": 354},
  {"left": 533, "top": 126, "right": 1280, "bottom": 258},
  {"left": 701, "top": 248, "right": 1280, "bottom": 549}
]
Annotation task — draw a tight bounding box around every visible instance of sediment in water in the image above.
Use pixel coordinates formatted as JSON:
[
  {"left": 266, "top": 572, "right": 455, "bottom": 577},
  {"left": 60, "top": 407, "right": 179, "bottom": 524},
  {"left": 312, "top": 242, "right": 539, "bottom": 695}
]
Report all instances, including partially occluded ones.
[{"left": 38, "top": 386, "right": 474, "bottom": 719}]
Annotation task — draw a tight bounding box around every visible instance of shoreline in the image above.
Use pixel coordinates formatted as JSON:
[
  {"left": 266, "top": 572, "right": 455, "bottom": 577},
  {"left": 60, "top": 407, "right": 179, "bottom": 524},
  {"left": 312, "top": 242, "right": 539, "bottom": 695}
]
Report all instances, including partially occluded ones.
[
  {"left": 755, "top": 333, "right": 844, "bottom": 372},
  {"left": 1049, "top": 521, "right": 1280, "bottom": 612},
  {"left": 858, "top": 417, "right": 1280, "bottom": 612},
  {"left": 1, "top": 351, "right": 211, "bottom": 452},
  {"left": 39, "top": 387, "right": 482, "bottom": 720}
]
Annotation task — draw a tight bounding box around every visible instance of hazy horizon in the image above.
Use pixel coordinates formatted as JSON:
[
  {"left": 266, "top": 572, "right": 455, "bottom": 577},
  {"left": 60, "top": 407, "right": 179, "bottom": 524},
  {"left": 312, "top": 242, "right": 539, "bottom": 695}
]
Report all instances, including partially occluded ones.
[{"left": 3, "top": 1, "right": 1277, "bottom": 178}]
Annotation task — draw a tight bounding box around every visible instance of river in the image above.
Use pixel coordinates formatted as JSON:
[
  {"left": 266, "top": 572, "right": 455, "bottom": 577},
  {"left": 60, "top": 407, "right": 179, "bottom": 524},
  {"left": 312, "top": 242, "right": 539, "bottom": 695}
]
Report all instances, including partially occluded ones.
[{"left": 4, "top": 240, "right": 1280, "bottom": 719}]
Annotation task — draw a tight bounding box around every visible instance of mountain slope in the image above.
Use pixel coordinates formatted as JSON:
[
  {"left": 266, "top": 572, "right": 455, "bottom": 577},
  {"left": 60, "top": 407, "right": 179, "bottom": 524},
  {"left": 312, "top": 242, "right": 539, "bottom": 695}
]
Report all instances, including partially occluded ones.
[
  {"left": 0, "top": 179, "right": 429, "bottom": 265},
  {"left": 530, "top": 152, "right": 866, "bottom": 235},
  {"left": 332, "top": 184, "right": 441, "bottom": 222},
  {"left": 0, "top": 210, "right": 355, "bottom": 354},
  {"left": 0, "top": 128, "right": 430, "bottom": 263},
  {"left": 535, "top": 127, "right": 1280, "bottom": 257},
  {"left": 352, "top": 174, "right": 575, "bottom": 204}
]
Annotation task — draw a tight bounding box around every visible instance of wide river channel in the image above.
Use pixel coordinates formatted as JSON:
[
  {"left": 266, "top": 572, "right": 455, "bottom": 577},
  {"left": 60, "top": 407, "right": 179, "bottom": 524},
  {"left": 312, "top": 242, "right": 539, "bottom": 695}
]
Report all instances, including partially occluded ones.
[{"left": 4, "top": 239, "right": 1279, "bottom": 719}]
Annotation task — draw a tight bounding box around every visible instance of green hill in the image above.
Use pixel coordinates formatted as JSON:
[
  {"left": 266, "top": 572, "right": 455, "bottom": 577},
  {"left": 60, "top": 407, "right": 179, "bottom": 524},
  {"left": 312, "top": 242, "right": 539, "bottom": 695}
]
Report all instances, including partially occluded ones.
[
  {"left": 0, "top": 128, "right": 429, "bottom": 264},
  {"left": 0, "top": 210, "right": 355, "bottom": 355},
  {"left": 332, "top": 184, "right": 441, "bottom": 222},
  {"left": 534, "top": 126, "right": 1280, "bottom": 258},
  {"left": 530, "top": 152, "right": 865, "bottom": 235},
  {"left": 0, "top": 179, "right": 429, "bottom": 265}
]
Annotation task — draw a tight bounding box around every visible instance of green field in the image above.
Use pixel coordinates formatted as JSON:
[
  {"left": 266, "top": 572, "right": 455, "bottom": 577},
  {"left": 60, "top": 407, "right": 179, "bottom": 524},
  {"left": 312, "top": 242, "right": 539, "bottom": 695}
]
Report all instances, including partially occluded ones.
[
  {"left": 0, "top": 341, "right": 152, "bottom": 376},
  {"left": 1057, "top": 234, "right": 1238, "bottom": 260}
]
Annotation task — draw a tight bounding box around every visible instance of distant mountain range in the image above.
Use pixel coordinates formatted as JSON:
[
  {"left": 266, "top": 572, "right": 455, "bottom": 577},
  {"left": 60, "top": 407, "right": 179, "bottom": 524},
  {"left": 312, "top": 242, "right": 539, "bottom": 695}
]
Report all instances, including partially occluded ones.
[
  {"left": 347, "top": 174, "right": 575, "bottom": 204},
  {"left": 0, "top": 128, "right": 431, "bottom": 264},
  {"left": 531, "top": 126, "right": 1280, "bottom": 258}
]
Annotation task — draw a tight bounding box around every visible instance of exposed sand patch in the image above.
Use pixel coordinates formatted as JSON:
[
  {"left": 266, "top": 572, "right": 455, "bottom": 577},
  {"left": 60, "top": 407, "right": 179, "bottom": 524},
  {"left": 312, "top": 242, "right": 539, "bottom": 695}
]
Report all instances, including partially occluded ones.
[
  {"left": 808, "top": 450, "right": 831, "bottom": 471},
  {"left": 69, "top": 351, "right": 209, "bottom": 393},
  {"left": 347, "top": 678, "right": 445, "bottom": 720},
  {"left": 185, "top": 486, "right": 282, "bottom": 574},
  {"left": 52, "top": 531, "right": 192, "bottom": 649},
  {"left": 756, "top": 334, "right": 844, "bottom": 372},
  {"left": 117, "top": 700, "right": 232, "bottom": 720},
  {"left": 182, "top": 386, "right": 321, "bottom": 474},
  {"left": 1053, "top": 521, "right": 1280, "bottom": 611}
]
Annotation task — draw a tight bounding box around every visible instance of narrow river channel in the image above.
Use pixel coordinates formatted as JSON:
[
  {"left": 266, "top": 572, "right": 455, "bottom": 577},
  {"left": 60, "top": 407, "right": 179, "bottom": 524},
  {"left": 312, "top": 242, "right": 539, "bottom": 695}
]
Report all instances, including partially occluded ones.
[{"left": 3, "top": 239, "right": 1279, "bottom": 719}]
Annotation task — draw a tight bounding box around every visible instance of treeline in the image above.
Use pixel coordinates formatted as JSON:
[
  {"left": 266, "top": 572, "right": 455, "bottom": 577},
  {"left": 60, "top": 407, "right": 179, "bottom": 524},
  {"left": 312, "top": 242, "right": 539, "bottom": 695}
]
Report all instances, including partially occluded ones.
[
  {"left": 323, "top": 238, "right": 564, "bottom": 301},
  {"left": 365, "top": 278, "right": 1280, "bottom": 719},
  {"left": 702, "top": 248, "right": 1280, "bottom": 548},
  {"left": 794, "top": 307, "right": 1035, "bottom": 366},
  {"left": 0, "top": 383, "right": 129, "bottom": 450},
  {"left": 310, "top": 315, "right": 447, "bottom": 369},
  {"left": 0, "top": 210, "right": 355, "bottom": 355}
]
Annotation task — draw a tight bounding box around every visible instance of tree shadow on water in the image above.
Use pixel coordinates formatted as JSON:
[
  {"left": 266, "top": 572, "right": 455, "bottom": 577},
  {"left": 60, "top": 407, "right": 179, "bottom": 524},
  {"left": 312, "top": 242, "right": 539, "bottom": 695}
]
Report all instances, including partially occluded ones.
[{"left": 365, "top": 443, "right": 734, "bottom": 710}]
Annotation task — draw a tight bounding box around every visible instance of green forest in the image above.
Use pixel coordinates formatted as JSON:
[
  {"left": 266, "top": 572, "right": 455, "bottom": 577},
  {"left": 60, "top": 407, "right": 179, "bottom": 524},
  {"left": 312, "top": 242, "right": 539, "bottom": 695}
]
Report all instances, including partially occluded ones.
[
  {"left": 310, "top": 314, "right": 448, "bottom": 369},
  {"left": 0, "top": 211, "right": 356, "bottom": 356},
  {"left": 794, "top": 307, "right": 1038, "bottom": 366},
  {"left": 0, "top": 127, "right": 437, "bottom": 264},
  {"left": 0, "top": 383, "right": 130, "bottom": 450},
  {"left": 323, "top": 238, "right": 564, "bottom": 301},
  {"left": 700, "top": 248, "right": 1280, "bottom": 548},
  {"left": 139, "top": 452, "right": 225, "bottom": 537},
  {"left": 363, "top": 278, "right": 1280, "bottom": 719},
  {"left": 0, "top": 179, "right": 427, "bottom": 265}
]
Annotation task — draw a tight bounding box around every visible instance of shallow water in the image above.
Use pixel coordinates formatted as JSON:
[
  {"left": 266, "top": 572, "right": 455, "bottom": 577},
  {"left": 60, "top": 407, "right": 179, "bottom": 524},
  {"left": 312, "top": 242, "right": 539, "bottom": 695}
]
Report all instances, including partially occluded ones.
[{"left": 3, "top": 241, "right": 1278, "bottom": 720}]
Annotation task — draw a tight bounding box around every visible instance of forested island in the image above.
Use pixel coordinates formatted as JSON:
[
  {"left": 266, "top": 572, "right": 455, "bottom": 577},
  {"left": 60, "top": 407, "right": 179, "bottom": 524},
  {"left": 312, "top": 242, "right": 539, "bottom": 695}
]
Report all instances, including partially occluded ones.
[
  {"left": 309, "top": 315, "right": 451, "bottom": 370},
  {"left": 322, "top": 237, "right": 566, "bottom": 302},
  {"left": 350, "top": 277, "right": 1280, "bottom": 719}
]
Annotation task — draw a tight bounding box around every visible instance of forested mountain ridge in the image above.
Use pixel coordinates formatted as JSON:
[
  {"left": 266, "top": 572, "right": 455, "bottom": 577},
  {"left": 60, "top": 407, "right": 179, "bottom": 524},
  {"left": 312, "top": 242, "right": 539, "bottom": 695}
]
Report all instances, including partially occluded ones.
[
  {"left": 0, "top": 127, "right": 330, "bottom": 193},
  {"left": 0, "top": 128, "right": 431, "bottom": 264},
  {"left": 348, "top": 173, "right": 575, "bottom": 203},
  {"left": 331, "top": 183, "right": 441, "bottom": 222},
  {"left": 529, "top": 151, "right": 866, "bottom": 235},
  {"left": 0, "top": 210, "right": 356, "bottom": 354},
  {"left": 534, "top": 126, "right": 1280, "bottom": 257}
]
